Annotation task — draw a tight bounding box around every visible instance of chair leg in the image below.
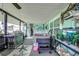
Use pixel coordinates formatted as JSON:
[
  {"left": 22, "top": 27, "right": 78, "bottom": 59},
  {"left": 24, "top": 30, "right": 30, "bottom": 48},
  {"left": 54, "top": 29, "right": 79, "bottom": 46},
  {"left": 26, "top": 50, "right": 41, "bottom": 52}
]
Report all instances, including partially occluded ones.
[{"left": 49, "top": 50, "right": 52, "bottom": 54}]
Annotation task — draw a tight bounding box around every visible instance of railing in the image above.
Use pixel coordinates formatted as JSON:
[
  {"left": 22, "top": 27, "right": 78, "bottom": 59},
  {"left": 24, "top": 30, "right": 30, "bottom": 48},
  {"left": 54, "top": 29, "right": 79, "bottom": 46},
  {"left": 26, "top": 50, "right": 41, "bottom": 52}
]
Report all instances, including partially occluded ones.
[{"left": 54, "top": 39, "right": 79, "bottom": 56}]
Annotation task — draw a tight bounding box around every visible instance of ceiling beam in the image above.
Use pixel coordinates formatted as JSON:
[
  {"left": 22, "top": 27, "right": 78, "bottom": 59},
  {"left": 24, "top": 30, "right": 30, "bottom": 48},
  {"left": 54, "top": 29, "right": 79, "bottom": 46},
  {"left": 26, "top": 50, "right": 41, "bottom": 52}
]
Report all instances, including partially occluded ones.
[{"left": 0, "top": 8, "right": 25, "bottom": 23}]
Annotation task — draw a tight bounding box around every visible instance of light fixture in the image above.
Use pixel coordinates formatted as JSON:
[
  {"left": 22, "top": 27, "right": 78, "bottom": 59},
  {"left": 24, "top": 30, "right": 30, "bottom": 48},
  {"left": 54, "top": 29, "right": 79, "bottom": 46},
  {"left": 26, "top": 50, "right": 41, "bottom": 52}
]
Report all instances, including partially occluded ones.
[{"left": 12, "top": 3, "right": 22, "bottom": 9}]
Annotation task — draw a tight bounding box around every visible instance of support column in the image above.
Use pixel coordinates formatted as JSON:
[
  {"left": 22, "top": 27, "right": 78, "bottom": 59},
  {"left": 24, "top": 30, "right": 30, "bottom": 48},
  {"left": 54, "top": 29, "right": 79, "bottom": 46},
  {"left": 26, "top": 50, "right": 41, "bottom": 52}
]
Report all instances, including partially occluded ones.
[
  {"left": 30, "top": 24, "right": 33, "bottom": 36},
  {"left": 23, "top": 23, "right": 27, "bottom": 37},
  {"left": 43, "top": 24, "right": 44, "bottom": 30},
  {"left": 60, "top": 18, "right": 63, "bottom": 30},
  {"left": 4, "top": 13, "right": 8, "bottom": 48},
  {"left": 4, "top": 13, "right": 7, "bottom": 35},
  {"left": 25, "top": 24, "right": 27, "bottom": 37},
  {"left": 19, "top": 21, "right": 21, "bottom": 31},
  {"left": 53, "top": 21, "right": 54, "bottom": 35}
]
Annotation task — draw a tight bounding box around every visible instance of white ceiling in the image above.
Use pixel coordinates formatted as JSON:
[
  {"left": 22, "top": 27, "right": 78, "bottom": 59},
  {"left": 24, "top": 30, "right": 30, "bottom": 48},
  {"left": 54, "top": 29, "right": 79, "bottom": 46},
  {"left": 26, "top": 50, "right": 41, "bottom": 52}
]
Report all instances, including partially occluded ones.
[
  {"left": 19, "top": 3, "right": 69, "bottom": 24},
  {"left": 0, "top": 3, "right": 69, "bottom": 24}
]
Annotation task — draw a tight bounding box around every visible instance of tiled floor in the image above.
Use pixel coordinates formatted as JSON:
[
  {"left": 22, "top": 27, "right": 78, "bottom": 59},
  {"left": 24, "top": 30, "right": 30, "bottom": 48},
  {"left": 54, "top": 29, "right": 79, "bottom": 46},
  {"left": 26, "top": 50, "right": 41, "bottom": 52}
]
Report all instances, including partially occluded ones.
[
  {"left": 30, "top": 48, "right": 58, "bottom": 56},
  {"left": 0, "top": 49, "right": 14, "bottom": 56},
  {"left": 0, "top": 37, "right": 33, "bottom": 56},
  {"left": 0, "top": 37, "right": 58, "bottom": 56},
  {"left": 8, "top": 45, "right": 32, "bottom": 56}
]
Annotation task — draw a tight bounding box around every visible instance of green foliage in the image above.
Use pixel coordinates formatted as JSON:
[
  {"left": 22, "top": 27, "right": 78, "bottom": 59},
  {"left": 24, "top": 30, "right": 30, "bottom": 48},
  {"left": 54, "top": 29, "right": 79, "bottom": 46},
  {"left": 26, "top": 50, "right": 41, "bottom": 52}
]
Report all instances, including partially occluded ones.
[{"left": 72, "top": 33, "right": 79, "bottom": 45}]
